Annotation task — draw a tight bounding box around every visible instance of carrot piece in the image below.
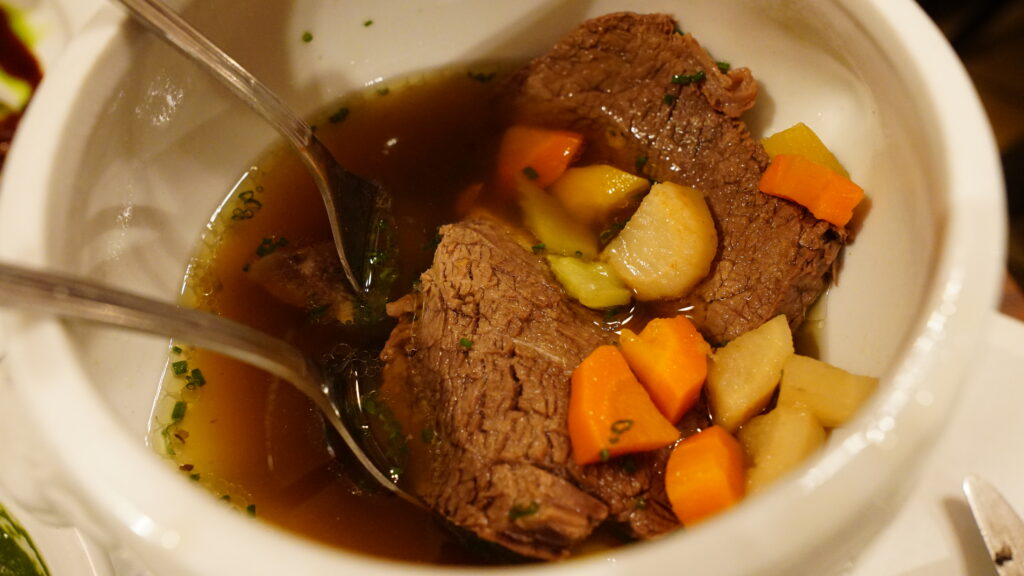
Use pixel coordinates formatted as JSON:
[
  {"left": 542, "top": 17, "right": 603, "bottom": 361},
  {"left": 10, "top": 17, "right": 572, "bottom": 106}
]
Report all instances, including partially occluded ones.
[
  {"left": 568, "top": 345, "right": 681, "bottom": 466},
  {"left": 619, "top": 316, "right": 711, "bottom": 423},
  {"left": 495, "top": 126, "right": 583, "bottom": 192},
  {"left": 758, "top": 153, "right": 864, "bottom": 227},
  {"left": 665, "top": 426, "right": 746, "bottom": 526}
]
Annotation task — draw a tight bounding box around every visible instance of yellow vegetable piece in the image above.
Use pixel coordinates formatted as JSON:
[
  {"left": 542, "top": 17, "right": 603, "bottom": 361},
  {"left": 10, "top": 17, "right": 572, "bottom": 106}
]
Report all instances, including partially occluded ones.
[
  {"left": 518, "top": 180, "right": 598, "bottom": 259},
  {"left": 761, "top": 122, "right": 849, "bottom": 179},
  {"left": 546, "top": 255, "right": 632, "bottom": 309},
  {"left": 706, "top": 315, "right": 794, "bottom": 432},
  {"left": 777, "top": 354, "right": 878, "bottom": 428},
  {"left": 738, "top": 404, "right": 825, "bottom": 493},
  {"left": 602, "top": 182, "right": 717, "bottom": 301},
  {"left": 549, "top": 164, "right": 650, "bottom": 226}
]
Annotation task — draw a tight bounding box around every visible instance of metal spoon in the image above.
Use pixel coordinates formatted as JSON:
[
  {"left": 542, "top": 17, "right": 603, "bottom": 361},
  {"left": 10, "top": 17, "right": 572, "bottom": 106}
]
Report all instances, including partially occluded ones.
[
  {"left": 110, "top": 0, "right": 388, "bottom": 295},
  {"left": 0, "top": 262, "right": 416, "bottom": 506}
]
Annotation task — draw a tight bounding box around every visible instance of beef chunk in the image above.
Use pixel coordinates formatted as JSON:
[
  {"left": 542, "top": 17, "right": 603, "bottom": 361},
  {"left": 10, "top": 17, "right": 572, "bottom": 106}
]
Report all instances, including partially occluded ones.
[
  {"left": 508, "top": 12, "right": 845, "bottom": 344},
  {"left": 381, "top": 218, "right": 696, "bottom": 559}
]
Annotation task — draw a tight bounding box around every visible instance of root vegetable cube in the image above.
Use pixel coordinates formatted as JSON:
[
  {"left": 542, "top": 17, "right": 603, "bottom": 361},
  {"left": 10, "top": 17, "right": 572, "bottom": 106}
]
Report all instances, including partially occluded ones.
[
  {"left": 602, "top": 182, "right": 717, "bottom": 301},
  {"left": 777, "top": 354, "right": 878, "bottom": 428},
  {"left": 738, "top": 404, "right": 825, "bottom": 493},
  {"left": 546, "top": 255, "right": 632, "bottom": 309},
  {"left": 549, "top": 164, "right": 650, "bottom": 226},
  {"left": 706, "top": 315, "right": 794, "bottom": 432}
]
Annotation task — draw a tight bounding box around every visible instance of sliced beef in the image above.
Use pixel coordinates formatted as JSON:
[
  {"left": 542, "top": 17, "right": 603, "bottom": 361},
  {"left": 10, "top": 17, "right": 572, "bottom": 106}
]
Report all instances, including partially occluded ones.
[
  {"left": 508, "top": 12, "right": 845, "bottom": 344},
  {"left": 380, "top": 218, "right": 698, "bottom": 559}
]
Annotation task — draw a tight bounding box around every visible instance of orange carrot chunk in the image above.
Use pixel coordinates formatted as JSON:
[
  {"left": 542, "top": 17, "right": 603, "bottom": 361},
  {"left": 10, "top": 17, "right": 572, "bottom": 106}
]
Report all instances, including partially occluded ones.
[
  {"left": 665, "top": 426, "right": 746, "bottom": 526},
  {"left": 569, "top": 345, "right": 680, "bottom": 466},
  {"left": 758, "top": 153, "right": 864, "bottom": 227},
  {"left": 619, "top": 315, "right": 711, "bottom": 423},
  {"left": 496, "top": 126, "right": 583, "bottom": 192}
]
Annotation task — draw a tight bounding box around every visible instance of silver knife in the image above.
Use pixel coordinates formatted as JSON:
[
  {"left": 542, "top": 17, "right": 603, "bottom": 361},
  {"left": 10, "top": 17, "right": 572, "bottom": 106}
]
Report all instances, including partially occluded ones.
[{"left": 964, "top": 475, "right": 1024, "bottom": 576}]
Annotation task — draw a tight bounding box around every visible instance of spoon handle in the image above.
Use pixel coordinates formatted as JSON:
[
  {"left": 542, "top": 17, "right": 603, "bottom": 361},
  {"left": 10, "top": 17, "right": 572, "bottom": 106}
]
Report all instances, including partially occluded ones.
[
  {"left": 113, "top": 0, "right": 311, "bottom": 151},
  {"left": 0, "top": 262, "right": 409, "bottom": 501},
  {"left": 0, "top": 262, "right": 313, "bottom": 389}
]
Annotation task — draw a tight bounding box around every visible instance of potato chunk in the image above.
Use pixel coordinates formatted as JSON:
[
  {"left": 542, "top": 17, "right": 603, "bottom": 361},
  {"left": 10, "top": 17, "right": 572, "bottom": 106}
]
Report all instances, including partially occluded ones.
[
  {"left": 549, "top": 164, "right": 650, "bottom": 226},
  {"left": 777, "top": 355, "right": 878, "bottom": 427},
  {"left": 602, "top": 182, "right": 717, "bottom": 301},
  {"left": 546, "top": 255, "right": 631, "bottom": 309},
  {"left": 738, "top": 404, "right": 825, "bottom": 493},
  {"left": 706, "top": 315, "right": 794, "bottom": 432},
  {"left": 518, "top": 180, "right": 598, "bottom": 258}
]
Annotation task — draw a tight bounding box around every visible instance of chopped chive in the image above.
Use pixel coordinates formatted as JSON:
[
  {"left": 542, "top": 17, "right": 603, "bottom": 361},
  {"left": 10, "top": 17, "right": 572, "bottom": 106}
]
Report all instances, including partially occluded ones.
[
  {"left": 508, "top": 501, "right": 540, "bottom": 520},
  {"left": 172, "top": 360, "right": 188, "bottom": 375},
  {"left": 634, "top": 155, "right": 648, "bottom": 173},
  {"left": 301, "top": 31, "right": 313, "bottom": 43},
  {"left": 522, "top": 166, "right": 540, "bottom": 180},
  {"left": 611, "top": 419, "right": 634, "bottom": 435},
  {"left": 716, "top": 60, "right": 732, "bottom": 72},
  {"left": 467, "top": 71, "right": 496, "bottom": 83},
  {"left": 328, "top": 107, "right": 350, "bottom": 124},
  {"left": 459, "top": 338, "right": 474, "bottom": 349},
  {"left": 531, "top": 243, "right": 546, "bottom": 254},
  {"left": 574, "top": 250, "right": 583, "bottom": 257},
  {"left": 190, "top": 473, "right": 201, "bottom": 481},
  {"left": 171, "top": 401, "right": 187, "bottom": 421},
  {"left": 256, "top": 236, "right": 288, "bottom": 258},
  {"left": 246, "top": 504, "right": 257, "bottom": 516},
  {"left": 186, "top": 368, "right": 206, "bottom": 388},
  {"left": 376, "top": 86, "right": 390, "bottom": 96},
  {"left": 671, "top": 70, "right": 705, "bottom": 85},
  {"left": 363, "top": 19, "right": 374, "bottom": 27},
  {"left": 171, "top": 346, "right": 183, "bottom": 355},
  {"left": 663, "top": 93, "right": 677, "bottom": 105},
  {"left": 599, "top": 448, "right": 610, "bottom": 462}
]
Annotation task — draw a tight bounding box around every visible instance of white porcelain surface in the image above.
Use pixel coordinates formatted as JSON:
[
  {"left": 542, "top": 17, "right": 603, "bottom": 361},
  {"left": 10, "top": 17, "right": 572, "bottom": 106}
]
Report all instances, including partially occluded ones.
[{"left": 0, "top": 0, "right": 1006, "bottom": 575}]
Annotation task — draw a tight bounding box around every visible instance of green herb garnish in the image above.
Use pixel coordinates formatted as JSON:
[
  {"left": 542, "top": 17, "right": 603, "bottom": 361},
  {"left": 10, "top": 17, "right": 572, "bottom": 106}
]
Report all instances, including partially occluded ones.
[
  {"left": 635, "top": 155, "right": 648, "bottom": 173},
  {"left": 671, "top": 70, "right": 705, "bottom": 85},
  {"left": 328, "top": 107, "right": 350, "bottom": 124},
  {"left": 467, "top": 71, "right": 496, "bottom": 83},
  {"left": 459, "top": 338, "right": 474, "bottom": 349},
  {"left": 171, "top": 401, "right": 187, "bottom": 421},
  {"left": 663, "top": 93, "right": 677, "bottom": 105},
  {"left": 599, "top": 219, "right": 629, "bottom": 244},
  {"left": 172, "top": 360, "right": 188, "bottom": 376},
  {"left": 186, "top": 368, "right": 206, "bottom": 388},
  {"left": 255, "top": 236, "right": 289, "bottom": 257},
  {"left": 522, "top": 166, "right": 539, "bottom": 180},
  {"left": 363, "top": 19, "right": 374, "bottom": 27},
  {"left": 716, "top": 60, "right": 732, "bottom": 72},
  {"left": 599, "top": 448, "right": 610, "bottom": 462},
  {"left": 301, "top": 31, "right": 313, "bottom": 43},
  {"left": 531, "top": 243, "right": 546, "bottom": 254},
  {"left": 246, "top": 504, "right": 256, "bottom": 516},
  {"left": 508, "top": 501, "right": 540, "bottom": 521}
]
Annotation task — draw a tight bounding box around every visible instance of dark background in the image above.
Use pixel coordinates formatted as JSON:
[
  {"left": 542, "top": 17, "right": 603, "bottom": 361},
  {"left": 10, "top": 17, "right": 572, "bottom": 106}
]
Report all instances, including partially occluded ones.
[{"left": 918, "top": 0, "right": 1024, "bottom": 318}]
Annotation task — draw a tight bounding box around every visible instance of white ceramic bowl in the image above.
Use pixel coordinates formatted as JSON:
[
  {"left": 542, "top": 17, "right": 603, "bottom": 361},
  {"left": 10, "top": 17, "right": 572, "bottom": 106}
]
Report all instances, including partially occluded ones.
[{"left": 0, "top": 0, "right": 1005, "bottom": 574}]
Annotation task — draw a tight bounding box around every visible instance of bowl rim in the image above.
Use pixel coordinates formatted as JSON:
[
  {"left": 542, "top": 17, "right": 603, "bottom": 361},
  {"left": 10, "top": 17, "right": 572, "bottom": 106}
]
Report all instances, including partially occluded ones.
[{"left": 0, "top": 0, "right": 1007, "bottom": 574}]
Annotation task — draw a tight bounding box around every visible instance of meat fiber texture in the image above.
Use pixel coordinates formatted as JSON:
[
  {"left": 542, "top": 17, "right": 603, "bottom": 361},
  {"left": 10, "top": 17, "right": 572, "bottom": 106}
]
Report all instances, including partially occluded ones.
[
  {"left": 382, "top": 218, "right": 704, "bottom": 559},
  {"left": 508, "top": 12, "right": 845, "bottom": 344}
]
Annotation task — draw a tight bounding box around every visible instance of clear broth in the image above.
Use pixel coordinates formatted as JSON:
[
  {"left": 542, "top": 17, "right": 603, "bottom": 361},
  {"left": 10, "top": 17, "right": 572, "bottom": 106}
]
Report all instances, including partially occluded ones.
[{"left": 158, "top": 67, "right": 517, "bottom": 564}]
